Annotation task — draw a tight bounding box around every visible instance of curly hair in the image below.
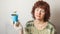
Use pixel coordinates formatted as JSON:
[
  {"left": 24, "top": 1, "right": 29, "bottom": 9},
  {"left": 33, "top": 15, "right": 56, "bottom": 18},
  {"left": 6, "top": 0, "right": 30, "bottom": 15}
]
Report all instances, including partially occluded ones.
[{"left": 31, "top": 1, "right": 50, "bottom": 22}]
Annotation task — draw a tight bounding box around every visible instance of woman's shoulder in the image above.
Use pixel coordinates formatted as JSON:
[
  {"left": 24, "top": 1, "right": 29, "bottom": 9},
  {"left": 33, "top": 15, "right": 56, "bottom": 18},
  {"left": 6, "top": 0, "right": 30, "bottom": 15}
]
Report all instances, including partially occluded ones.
[
  {"left": 48, "top": 21, "right": 56, "bottom": 29},
  {"left": 25, "top": 20, "right": 34, "bottom": 27},
  {"left": 26, "top": 20, "right": 34, "bottom": 24},
  {"left": 48, "top": 21, "right": 57, "bottom": 34}
]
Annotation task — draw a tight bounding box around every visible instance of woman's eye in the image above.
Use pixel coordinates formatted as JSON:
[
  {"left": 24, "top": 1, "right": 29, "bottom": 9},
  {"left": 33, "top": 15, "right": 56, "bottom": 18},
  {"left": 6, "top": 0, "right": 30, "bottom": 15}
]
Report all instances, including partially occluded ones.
[
  {"left": 41, "top": 10, "right": 45, "bottom": 13},
  {"left": 36, "top": 9, "right": 39, "bottom": 11}
]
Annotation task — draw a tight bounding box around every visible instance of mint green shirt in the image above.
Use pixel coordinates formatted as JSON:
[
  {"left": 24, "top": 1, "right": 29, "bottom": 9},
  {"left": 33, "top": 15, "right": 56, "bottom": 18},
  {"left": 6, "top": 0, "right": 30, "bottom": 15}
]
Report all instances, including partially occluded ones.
[{"left": 25, "top": 20, "right": 56, "bottom": 34}]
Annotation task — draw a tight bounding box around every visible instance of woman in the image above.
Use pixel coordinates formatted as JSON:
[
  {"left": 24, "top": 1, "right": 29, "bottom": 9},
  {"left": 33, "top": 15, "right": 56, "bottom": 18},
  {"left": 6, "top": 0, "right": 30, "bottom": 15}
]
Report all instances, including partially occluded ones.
[{"left": 25, "top": 1, "right": 56, "bottom": 34}]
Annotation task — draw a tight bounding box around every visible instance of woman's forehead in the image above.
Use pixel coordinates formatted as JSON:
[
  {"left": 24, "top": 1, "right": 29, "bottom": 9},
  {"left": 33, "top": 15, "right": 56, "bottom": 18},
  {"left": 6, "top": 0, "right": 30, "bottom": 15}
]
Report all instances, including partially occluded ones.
[{"left": 35, "top": 7, "right": 45, "bottom": 10}]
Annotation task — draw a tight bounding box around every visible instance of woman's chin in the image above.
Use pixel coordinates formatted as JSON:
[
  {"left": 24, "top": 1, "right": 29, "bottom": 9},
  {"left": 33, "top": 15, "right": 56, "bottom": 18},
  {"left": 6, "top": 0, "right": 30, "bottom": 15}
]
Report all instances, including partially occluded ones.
[{"left": 36, "top": 18, "right": 42, "bottom": 20}]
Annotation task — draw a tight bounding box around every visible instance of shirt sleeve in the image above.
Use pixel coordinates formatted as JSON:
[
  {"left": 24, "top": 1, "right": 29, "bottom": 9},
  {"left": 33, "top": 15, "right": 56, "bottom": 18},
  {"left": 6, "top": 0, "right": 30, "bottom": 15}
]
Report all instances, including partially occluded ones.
[
  {"left": 25, "top": 21, "right": 32, "bottom": 34},
  {"left": 51, "top": 26, "right": 57, "bottom": 34},
  {"left": 48, "top": 22, "right": 57, "bottom": 34}
]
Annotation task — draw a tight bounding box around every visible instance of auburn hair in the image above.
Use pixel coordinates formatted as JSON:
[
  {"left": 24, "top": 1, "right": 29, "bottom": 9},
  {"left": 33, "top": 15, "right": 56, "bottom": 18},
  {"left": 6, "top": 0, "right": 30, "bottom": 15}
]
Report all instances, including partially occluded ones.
[{"left": 31, "top": 1, "right": 50, "bottom": 22}]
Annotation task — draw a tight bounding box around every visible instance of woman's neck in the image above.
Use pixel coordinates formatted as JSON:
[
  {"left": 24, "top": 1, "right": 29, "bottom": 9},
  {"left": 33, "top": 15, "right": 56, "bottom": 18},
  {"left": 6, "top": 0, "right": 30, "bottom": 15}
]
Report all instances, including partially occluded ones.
[
  {"left": 34, "top": 19, "right": 48, "bottom": 30},
  {"left": 34, "top": 19, "right": 45, "bottom": 24}
]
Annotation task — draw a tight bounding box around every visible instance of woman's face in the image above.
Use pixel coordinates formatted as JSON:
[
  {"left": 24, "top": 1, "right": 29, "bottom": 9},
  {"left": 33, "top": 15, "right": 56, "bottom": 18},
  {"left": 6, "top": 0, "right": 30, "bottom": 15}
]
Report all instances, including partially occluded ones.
[{"left": 34, "top": 7, "right": 45, "bottom": 20}]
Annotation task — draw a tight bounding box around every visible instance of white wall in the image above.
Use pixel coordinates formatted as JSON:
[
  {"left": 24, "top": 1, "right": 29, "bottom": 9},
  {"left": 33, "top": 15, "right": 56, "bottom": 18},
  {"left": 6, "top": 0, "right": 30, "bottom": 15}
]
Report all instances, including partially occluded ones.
[{"left": 0, "top": 0, "right": 60, "bottom": 34}]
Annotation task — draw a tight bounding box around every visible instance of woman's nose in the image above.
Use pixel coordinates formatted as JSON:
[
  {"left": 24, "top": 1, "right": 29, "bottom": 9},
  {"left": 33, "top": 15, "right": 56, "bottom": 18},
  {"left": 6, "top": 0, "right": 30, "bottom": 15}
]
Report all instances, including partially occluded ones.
[{"left": 39, "top": 11, "right": 41, "bottom": 15}]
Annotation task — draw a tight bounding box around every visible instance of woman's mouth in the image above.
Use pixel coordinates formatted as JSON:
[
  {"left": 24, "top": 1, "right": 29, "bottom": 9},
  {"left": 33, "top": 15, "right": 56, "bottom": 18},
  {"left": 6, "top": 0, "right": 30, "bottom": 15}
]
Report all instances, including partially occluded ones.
[{"left": 36, "top": 15, "right": 41, "bottom": 17}]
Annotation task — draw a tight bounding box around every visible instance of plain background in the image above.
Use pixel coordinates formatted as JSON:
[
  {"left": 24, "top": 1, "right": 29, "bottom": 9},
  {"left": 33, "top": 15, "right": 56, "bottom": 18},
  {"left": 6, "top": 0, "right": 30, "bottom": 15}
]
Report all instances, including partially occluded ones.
[{"left": 0, "top": 0, "right": 60, "bottom": 34}]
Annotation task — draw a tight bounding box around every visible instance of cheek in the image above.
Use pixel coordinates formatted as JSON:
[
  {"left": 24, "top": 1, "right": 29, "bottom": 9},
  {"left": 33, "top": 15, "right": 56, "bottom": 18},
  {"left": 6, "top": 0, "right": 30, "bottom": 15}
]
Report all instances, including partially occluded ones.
[
  {"left": 34, "top": 12, "right": 38, "bottom": 15},
  {"left": 41, "top": 13, "right": 45, "bottom": 17}
]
